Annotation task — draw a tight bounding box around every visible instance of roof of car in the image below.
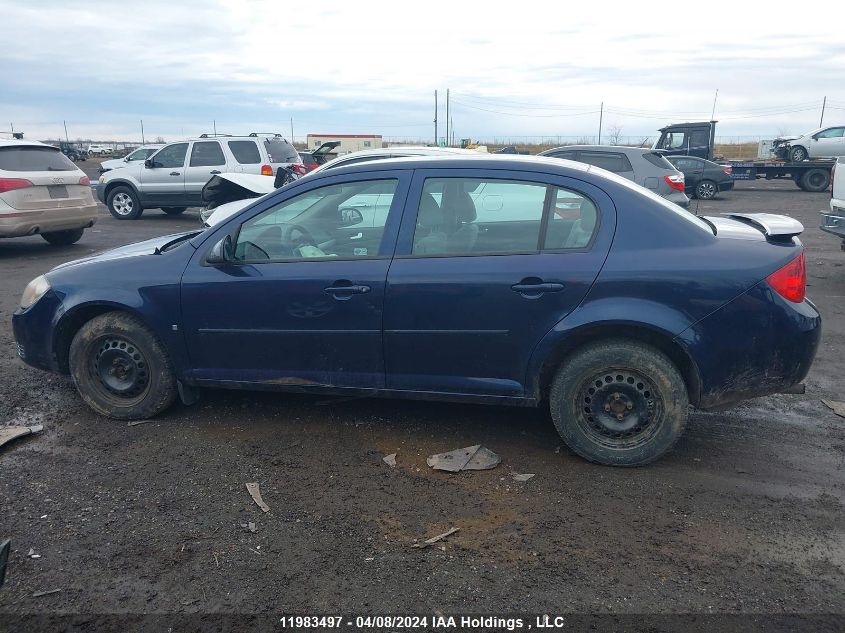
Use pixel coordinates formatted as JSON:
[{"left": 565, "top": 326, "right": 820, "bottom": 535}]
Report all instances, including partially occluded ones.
[
  {"left": 0, "top": 139, "right": 55, "bottom": 149},
  {"left": 337, "top": 146, "right": 480, "bottom": 158},
  {"left": 542, "top": 145, "right": 656, "bottom": 155}
]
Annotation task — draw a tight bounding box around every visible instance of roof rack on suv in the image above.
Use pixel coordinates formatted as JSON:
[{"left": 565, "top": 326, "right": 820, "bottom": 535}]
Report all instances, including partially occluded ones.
[
  {"left": 199, "top": 133, "right": 233, "bottom": 138},
  {"left": 248, "top": 132, "right": 284, "bottom": 138}
]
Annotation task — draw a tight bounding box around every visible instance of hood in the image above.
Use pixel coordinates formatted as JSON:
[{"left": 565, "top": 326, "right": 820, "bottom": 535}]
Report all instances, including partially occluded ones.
[
  {"left": 99, "top": 157, "right": 129, "bottom": 171},
  {"left": 50, "top": 231, "right": 201, "bottom": 271},
  {"left": 202, "top": 173, "right": 276, "bottom": 206}
]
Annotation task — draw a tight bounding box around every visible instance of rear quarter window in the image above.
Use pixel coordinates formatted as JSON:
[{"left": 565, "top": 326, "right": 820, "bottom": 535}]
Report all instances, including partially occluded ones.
[
  {"left": 579, "top": 151, "right": 632, "bottom": 173},
  {"left": 0, "top": 146, "right": 77, "bottom": 171},
  {"left": 643, "top": 152, "right": 676, "bottom": 170}
]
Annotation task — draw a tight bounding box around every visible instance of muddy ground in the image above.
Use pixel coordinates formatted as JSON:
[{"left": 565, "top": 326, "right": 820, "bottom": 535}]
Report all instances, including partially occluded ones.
[{"left": 0, "top": 170, "right": 843, "bottom": 628}]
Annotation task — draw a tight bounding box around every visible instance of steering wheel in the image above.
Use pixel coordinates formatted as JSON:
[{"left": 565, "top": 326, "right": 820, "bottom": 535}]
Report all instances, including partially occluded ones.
[{"left": 281, "top": 224, "right": 319, "bottom": 252}]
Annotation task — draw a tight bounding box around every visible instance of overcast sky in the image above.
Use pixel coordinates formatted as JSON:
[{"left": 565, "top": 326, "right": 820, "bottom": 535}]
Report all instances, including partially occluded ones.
[{"left": 2, "top": 0, "right": 844, "bottom": 143}]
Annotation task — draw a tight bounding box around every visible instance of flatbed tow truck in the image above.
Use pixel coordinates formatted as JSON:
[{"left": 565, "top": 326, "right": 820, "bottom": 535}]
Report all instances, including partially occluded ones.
[{"left": 654, "top": 121, "right": 834, "bottom": 193}]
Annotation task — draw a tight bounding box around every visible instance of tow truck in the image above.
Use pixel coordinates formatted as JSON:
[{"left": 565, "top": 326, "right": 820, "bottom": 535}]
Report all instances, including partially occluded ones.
[{"left": 654, "top": 121, "right": 834, "bottom": 193}]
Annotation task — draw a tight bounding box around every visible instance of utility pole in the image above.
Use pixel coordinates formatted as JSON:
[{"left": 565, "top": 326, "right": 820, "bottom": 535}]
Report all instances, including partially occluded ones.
[
  {"left": 140, "top": 119, "right": 145, "bottom": 144},
  {"left": 290, "top": 117, "right": 294, "bottom": 143},
  {"left": 710, "top": 88, "right": 719, "bottom": 120},
  {"left": 820, "top": 96, "right": 827, "bottom": 127},
  {"left": 445, "top": 88, "right": 450, "bottom": 147},
  {"left": 597, "top": 102, "right": 603, "bottom": 144},
  {"left": 213, "top": 120, "right": 217, "bottom": 136},
  {"left": 434, "top": 90, "right": 438, "bottom": 146},
  {"left": 63, "top": 120, "right": 69, "bottom": 143}
]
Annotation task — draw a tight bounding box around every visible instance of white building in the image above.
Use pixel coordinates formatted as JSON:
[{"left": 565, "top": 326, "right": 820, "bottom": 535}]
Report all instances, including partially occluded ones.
[{"left": 307, "top": 134, "right": 383, "bottom": 154}]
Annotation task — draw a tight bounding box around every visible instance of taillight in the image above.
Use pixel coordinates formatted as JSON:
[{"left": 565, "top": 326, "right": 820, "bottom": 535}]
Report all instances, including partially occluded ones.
[
  {"left": 723, "top": 166, "right": 732, "bottom": 175},
  {"left": 0, "top": 177, "right": 33, "bottom": 193},
  {"left": 79, "top": 176, "right": 90, "bottom": 186},
  {"left": 260, "top": 164, "right": 273, "bottom": 176},
  {"left": 291, "top": 164, "right": 308, "bottom": 176},
  {"left": 664, "top": 174, "right": 685, "bottom": 192},
  {"left": 307, "top": 163, "right": 319, "bottom": 171},
  {"left": 766, "top": 252, "right": 806, "bottom": 303}
]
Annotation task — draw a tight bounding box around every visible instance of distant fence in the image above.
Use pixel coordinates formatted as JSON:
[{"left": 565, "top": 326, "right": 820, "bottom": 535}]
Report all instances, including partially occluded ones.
[{"left": 384, "top": 135, "right": 767, "bottom": 148}]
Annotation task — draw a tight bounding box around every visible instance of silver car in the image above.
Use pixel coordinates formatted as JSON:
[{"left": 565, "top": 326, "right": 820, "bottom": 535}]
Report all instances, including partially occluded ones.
[
  {"left": 538, "top": 145, "right": 690, "bottom": 208},
  {"left": 98, "top": 144, "right": 164, "bottom": 174}
]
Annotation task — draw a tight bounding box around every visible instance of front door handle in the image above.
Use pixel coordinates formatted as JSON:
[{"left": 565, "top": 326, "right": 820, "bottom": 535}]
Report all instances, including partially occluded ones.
[
  {"left": 511, "top": 279, "right": 565, "bottom": 297},
  {"left": 210, "top": 170, "right": 221, "bottom": 174},
  {"left": 324, "top": 281, "right": 371, "bottom": 300},
  {"left": 170, "top": 171, "right": 181, "bottom": 176}
]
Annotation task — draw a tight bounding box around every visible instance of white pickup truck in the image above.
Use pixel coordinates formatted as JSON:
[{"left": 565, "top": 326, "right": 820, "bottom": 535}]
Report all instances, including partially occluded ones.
[{"left": 820, "top": 157, "right": 845, "bottom": 250}]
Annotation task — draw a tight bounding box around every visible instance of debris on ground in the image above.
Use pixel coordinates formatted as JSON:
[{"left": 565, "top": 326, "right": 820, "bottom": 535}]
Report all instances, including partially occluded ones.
[
  {"left": 27, "top": 548, "right": 40, "bottom": 559},
  {"left": 512, "top": 472, "right": 535, "bottom": 482},
  {"left": 32, "top": 588, "right": 61, "bottom": 597},
  {"left": 411, "top": 527, "right": 460, "bottom": 549},
  {"left": 0, "top": 425, "right": 43, "bottom": 451},
  {"left": 426, "top": 445, "right": 500, "bottom": 472},
  {"left": 240, "top": 522, "right": 257, "bottom": 533},
  {"left": 383, "top": 453, "right": 397, "bottom": 468},
  {"left": 821, "top": 399, "right": 845, "bottom": 418},
  {"left": 127, "top": 419, "right": 150, "bottom": 427},
  {"left": 245, "top": 482, "right": 270, "bottom": 513}
]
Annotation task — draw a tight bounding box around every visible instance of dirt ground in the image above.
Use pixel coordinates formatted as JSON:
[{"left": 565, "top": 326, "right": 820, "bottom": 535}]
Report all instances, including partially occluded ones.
[{"left": 0, "top": 167, "right": 843, "bottom": 628}]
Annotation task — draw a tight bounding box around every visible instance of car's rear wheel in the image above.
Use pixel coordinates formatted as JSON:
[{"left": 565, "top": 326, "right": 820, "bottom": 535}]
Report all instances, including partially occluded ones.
[
  {"left": 790, "top": 146, "right": 808, "bottom": 162},
  {"left": 161, "top": 207, "right": 187, "bottom": 215},
  {"left": 549, "top": 340, "right": 688, "bottom": 466},
  {"left": 41, "top": 228, "right": 84, "bottom": 246},
  {"left": 694, "top": 179, "right": 717, "bottom": 200},
  {"left": 800, "top": 168, "right": 831, "bottom": 193},
  {"left": 107, "top": 185, "right": 142, "bottom": 220},
  {"left": 69, "top": 312, "right": 177, "bottom": 420}
]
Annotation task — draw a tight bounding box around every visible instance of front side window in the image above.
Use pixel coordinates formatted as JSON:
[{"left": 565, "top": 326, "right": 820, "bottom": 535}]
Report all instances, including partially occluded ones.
[
  {"left": 150, "top": 143, "right": 188, "bottom": 168},
  {"left": 412, "top": 178, "right": 547, "bottom": 256},
  {"left": 815, "top": 127, "right": 845, "bottom": 139},
  {"left": 662, "top": 132, "right": 687, "bottom": 150},
  {"left": 190, "top": 141, "right": 225, "bottom": 167},
  {"left": 234, "top": 179, "right": 398, "bottom": 262},
  {"left": 228, "top": 140, "right": 261, "bottom": 164}
]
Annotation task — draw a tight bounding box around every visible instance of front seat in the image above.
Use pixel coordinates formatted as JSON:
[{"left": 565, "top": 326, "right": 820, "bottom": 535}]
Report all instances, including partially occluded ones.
[
  {"left": 442, "top": 181, "right": 479, "bottom": 253},
  {"left": 413, "top": 193, "right": 449, "bottom": 254}
]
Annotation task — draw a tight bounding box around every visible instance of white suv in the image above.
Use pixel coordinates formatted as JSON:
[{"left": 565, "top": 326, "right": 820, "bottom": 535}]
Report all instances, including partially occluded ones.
[
  {"left": 86, "top": 145, "right": 112, "bottom": 156},
  {"left": 96, "top": 133, "right": 302, "bottom": 219}
]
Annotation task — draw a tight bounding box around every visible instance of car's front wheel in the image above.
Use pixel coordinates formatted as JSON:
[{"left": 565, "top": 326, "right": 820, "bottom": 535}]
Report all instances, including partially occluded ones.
[
  {"left": 161, "top": 207, "right": 187, "bottom": 215},
  {"left": 107, "top": 185, "right": 142, "bottom": 220},
  {"left": 790, "top": 146, "right": 808, "bottom": 162},
  {"left": 69, "top": 312, "right": 177, "bottom": 420},
  {"left": 41, "top": 228, "right": 84, "bottom": 245},
  {"left": 694, "top": 179, "right": 718, "bottom": 200},
  {"left": 549, "top": 340, "right": 688, "bottom": 466}
]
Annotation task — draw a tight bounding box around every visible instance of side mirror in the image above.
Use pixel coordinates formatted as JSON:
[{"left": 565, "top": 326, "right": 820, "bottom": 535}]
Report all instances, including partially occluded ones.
[
  {"left": 144, "top": 159, "right": 154, "bottom": 168},
  {"left": 206, "top": 234, "right": 234, "bottom": 264},
  {"left": 339, "top": 207, "right": 363, "bottom": 227}
]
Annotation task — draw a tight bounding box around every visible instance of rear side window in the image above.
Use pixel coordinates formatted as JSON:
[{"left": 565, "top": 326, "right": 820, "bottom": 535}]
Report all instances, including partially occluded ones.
[
  {"left": 228, "top": 140, "right": 261, "bottom": 164},
  {"left": 190, "top": 141, "right": 225, "bottom": 167},
  {"left": 412, "top": 178, "right": 547, "bottom": 256},
  {"left": 0, "top": 146, "right": 77, "bottom": 171},
  {"left": 578, "top": 151, "right": 632, "bottom": 173},
  {"left": 264, "top": 138, "right": 300, "bottom": 163},
  {"left": 643, "top": 152, "right": 676, "bottom": 170}
]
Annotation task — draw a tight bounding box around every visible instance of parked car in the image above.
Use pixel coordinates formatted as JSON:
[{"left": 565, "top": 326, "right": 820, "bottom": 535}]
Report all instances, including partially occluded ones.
[
  {"left": 14, "top": 156, "right": 819, "bottom": 466},
  {"left": 0, "top": 140, "right": 97, "bottom": 245},
  {"left": 773, "top": 126, "right": 845, "bottom": 162},
  {"left": 538, "top": 145, "right": 690, "bottom": 208},
  {"left": 98, "top": 144, "right": 164, "bottom": 174},
  {"left": 201, "top": 146, "right": 481, "bottom": 226},
  {"left": 298, "top": 141, "right": 341, "bottom": 171},
  {"left": 666, "top": 156, "right": 734, "bottom": 200},
  {"left": 820, "top": 157, "right": 845, "bottom": 250},
  {"left": 96, "top": 133, "right": 302, "bottom": 219},
  {"left": 86, "top": 145, "right": 112, "bottom": 156},
  {"left": 59, "top": 142, "right": 88, "bottom": 161}
]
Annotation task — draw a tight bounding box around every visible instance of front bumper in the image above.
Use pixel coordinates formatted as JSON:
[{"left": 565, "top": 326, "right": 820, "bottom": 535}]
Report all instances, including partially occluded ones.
[{"left": 12, "top": 290, "right": 65, "bottom": 373}]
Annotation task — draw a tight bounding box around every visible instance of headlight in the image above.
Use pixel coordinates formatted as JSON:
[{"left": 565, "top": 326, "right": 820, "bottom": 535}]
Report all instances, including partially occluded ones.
[
  {"left": 20, "top": 275, "right": 51, "bottom": 310},
  {"left": 98, "top": 175, "right": 105, "bottom": 183}
]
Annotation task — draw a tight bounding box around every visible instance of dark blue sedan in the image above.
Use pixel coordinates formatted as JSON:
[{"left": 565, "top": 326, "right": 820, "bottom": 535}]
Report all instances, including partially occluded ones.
[{"left": 12, "top": 156, "right": 820, "bottom": 466}]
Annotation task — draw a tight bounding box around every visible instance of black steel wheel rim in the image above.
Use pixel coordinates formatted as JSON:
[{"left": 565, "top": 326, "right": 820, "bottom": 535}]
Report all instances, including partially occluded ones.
[
  {"left": 91, "top": 336, "right": 150, "bottom": 400},
  {"left": 576, "top": 369, "right": 663, "bottom": 449}
]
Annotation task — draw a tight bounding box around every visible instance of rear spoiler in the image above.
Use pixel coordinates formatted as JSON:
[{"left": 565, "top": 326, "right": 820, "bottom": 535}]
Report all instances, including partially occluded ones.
[{"left": 722, "top": 213, "right": 804, "bottom": 241}]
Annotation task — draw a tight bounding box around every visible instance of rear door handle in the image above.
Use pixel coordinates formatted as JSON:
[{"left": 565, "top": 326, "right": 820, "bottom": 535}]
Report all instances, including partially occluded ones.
[
  {"left": 511, "top": 280, "right": 565, "bottom": 296},
  {"left": 170, "top": 171, "right": 181, "bottom": 176}
]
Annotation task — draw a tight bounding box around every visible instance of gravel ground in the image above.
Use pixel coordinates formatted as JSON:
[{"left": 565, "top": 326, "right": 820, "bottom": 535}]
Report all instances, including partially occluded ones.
[{"left": 0, "top": 168, "right": 843, "bottom": 629}]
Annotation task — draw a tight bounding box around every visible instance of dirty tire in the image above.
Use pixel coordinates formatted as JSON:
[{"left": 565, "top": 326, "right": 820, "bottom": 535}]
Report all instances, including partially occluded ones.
[
  {"left": 550, "top": 339, "right": 688, "bottom": 466},
  {"left": 106, "top": 185, "right": 142, "bottom": 220},
  {"left": 800, "top": 168, "right": 831, "bottom": 193},
  {"left": 41, "top": 228, "right": 85, "bottom": 245},
  {"left": 161, "top": 207, "right": 187, "bottom": 215},
  {"left": 69, "top": 311, "right": 177, "bottom": 420}
]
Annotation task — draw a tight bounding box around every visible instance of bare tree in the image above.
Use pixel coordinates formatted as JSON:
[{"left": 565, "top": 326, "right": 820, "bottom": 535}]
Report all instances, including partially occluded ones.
[
  {"left": 154, "top": 136, "right": 166, "bottom": 144},
  {"left": 607, "top": 124, "right": 623, "bottom": 145}
]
